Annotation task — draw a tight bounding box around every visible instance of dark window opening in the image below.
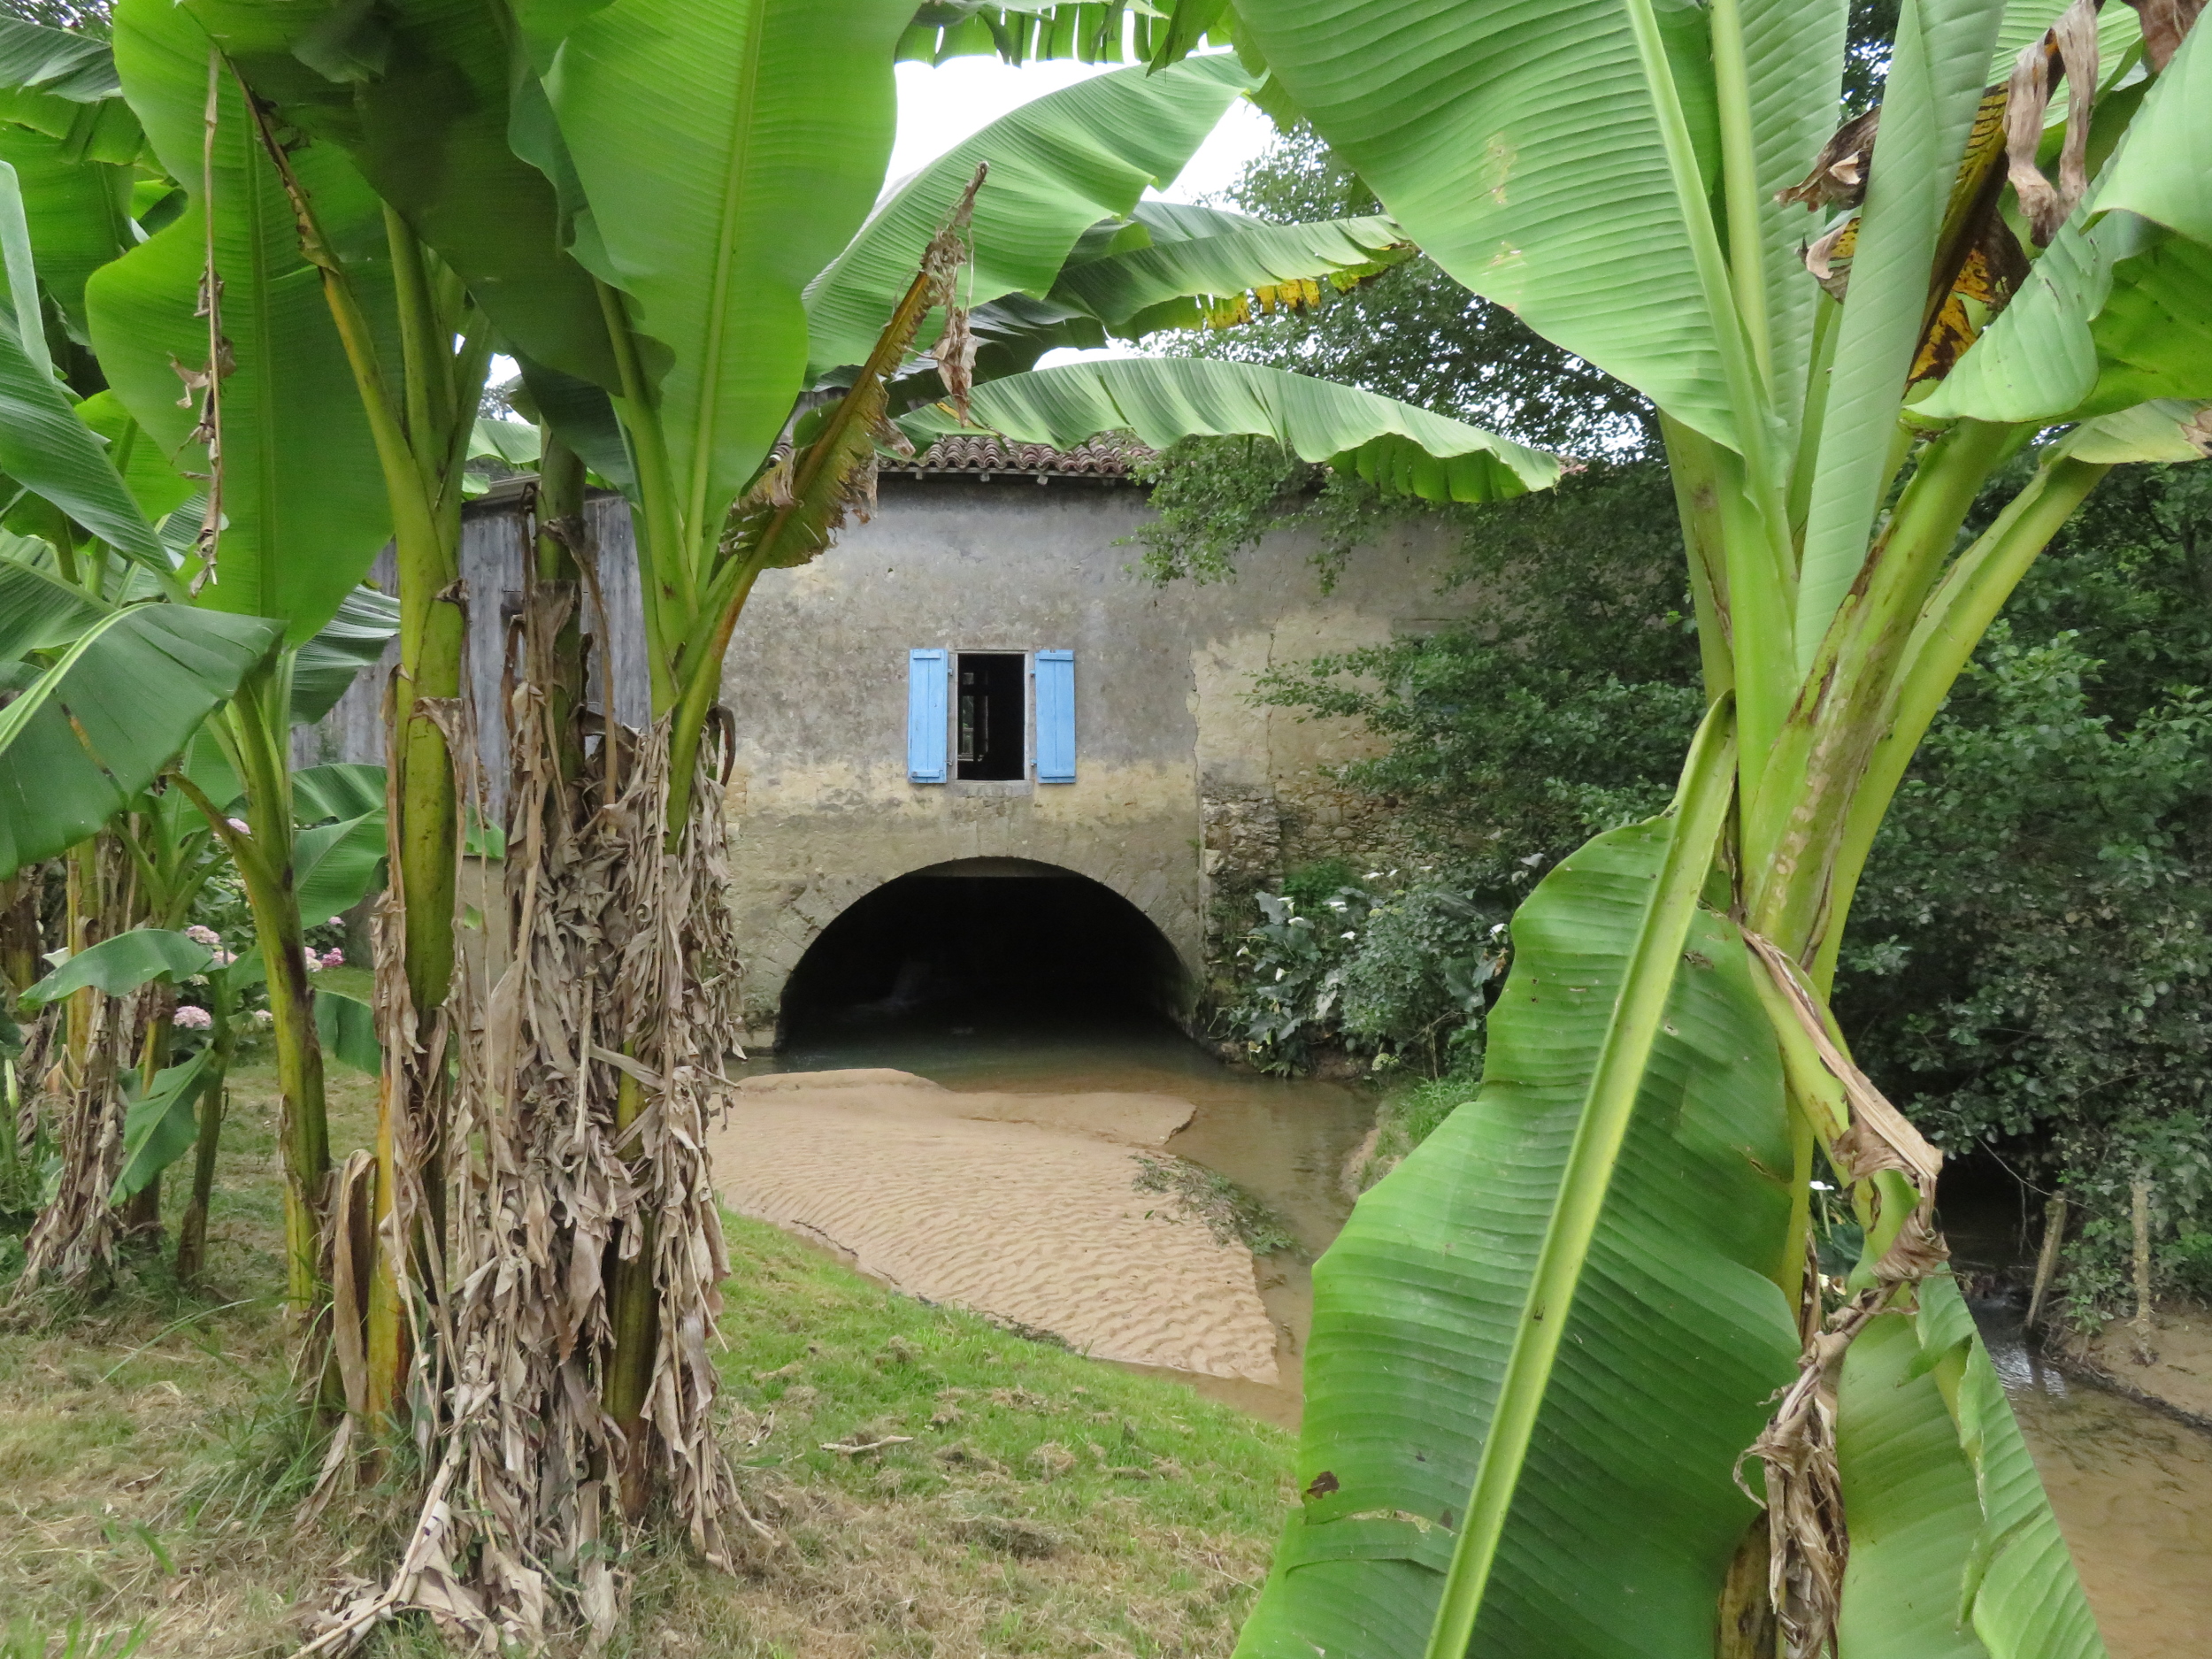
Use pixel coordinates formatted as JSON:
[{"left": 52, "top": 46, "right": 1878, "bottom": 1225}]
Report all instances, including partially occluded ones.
[
  {"left": 779, "top": 865, "right": 1186, "bottom": 1044},
  {"left": 956, "top": 652, "right": 1025, "bottom": 780}
]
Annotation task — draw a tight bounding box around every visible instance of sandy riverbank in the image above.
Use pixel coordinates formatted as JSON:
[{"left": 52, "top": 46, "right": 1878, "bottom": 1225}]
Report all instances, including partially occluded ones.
[
  {"left": 2066, "top": 1301, "right": 2212, "bottom": 1429},
  {"left": 706, "top": 1069, "right": 1281, "bottom": 1383}
]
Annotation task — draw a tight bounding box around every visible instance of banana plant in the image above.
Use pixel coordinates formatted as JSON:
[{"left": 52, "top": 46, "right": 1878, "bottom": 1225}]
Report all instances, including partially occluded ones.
[{"left": 1093, "top": 2, "right": 2212, "bottom": 1655}]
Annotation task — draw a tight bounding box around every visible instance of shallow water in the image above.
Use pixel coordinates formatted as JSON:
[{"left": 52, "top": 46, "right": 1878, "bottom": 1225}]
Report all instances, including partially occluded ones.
[{"left": 754, "top": 1018, "right": 2212, "bottom": 1653}]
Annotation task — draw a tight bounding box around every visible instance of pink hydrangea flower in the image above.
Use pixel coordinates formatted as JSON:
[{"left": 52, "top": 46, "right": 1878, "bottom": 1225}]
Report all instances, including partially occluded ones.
[
  {"left": 211, "top": 949, "right": 235, "bottom": 968},
  {"left": 320, "top": 949, "right": 345, "bottom": 969},
  {"left": 252, "top": 1009, "right": 273, "bottom": 1025},
  {"left": 173, "top": 1005, "right": 213, "bottom": 1031},
  {"left": 185, "top": 924, "right": 221, "bottom": 948},
  {"left": 226, "top": 817, "right": 250, "bottom": 835}
]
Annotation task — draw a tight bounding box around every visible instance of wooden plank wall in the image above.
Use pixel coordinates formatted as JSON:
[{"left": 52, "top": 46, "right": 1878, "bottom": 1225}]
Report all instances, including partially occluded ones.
[{"left": 293, "top": 492, "right": 652, "bottom": 816}]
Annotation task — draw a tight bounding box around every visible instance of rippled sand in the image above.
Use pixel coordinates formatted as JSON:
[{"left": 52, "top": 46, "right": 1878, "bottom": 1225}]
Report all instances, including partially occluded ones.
[{"left": 707, "top": 1069, "right": 1281, "bottom": 1383}]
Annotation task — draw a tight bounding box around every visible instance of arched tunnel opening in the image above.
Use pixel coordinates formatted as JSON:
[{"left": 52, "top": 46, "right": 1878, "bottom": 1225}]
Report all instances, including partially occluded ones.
[{"left": 778, "top": 859, "right": 1188, "bottom": 1046}]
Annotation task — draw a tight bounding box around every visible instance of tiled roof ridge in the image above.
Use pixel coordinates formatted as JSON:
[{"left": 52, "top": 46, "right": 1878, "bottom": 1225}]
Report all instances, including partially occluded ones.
[{"left": 889, "top": 432, "right": 1154, "bottom": 479}]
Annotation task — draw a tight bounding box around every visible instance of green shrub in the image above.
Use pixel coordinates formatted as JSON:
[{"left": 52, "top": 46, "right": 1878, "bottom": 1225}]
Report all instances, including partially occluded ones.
[
  {"left": 1216, "top": 873, "right": 1505, "bottom": 1077},
  {"left": 2165, "top": 1232, "right": 2212, "bottom": 1302},
  {"left": 1281, "top": 857, "right": 1357, "bottom": 909}
]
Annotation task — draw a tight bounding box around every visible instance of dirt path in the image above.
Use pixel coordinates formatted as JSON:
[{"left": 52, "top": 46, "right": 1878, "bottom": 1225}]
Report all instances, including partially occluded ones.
[{"left": 708, "top": 1069, "right": 1281, "bottom": 1382}]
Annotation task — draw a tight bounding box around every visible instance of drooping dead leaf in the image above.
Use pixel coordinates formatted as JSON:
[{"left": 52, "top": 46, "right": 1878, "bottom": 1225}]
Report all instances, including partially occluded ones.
[
  {"left": 2124, "top": 0, "right": 2206, "bottom": 68},
  {"left": 1909, "top": 215, "right": 2031, "bottom": 380},
  {"left": 1780, "top": 108, "right": 1879, "bottom": 211},
  {"left": 2006, "top": 0, "right": 2101, "bottom": 245},
  {"left": 1737, "top": 933, "right": 1950, "bottom": 1659}
]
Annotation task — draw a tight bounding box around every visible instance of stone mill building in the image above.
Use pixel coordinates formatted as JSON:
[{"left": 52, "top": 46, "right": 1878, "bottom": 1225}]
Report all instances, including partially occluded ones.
[{"left": 304, "top": 437, "right": 1473, "bottom": 1048}]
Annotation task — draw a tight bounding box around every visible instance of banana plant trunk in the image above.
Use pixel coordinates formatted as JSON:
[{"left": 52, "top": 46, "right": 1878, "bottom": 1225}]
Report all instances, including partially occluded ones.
[{"left": 203, "top": 655, "right": 333, "bottom": 1318}]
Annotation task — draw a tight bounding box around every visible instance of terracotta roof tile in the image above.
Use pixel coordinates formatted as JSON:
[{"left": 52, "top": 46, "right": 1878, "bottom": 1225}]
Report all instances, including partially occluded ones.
[{"left": 887, "top": 432, "right": 1154, "bottom": 480}]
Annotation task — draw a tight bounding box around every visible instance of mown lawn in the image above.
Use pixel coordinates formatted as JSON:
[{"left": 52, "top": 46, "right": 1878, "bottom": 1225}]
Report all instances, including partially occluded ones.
[{"left": 1, "top": 1060, "right": 1294, "bottom": 1657}]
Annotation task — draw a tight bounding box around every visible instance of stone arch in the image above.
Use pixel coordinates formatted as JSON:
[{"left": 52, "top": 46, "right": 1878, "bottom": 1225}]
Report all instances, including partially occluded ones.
[{"left": 750, "top": 856, "right": 1194, "bottom": 1046}]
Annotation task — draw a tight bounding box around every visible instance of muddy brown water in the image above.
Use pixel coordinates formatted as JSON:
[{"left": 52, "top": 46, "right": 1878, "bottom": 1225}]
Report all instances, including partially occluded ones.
[{"left": 750, "top": 1018, "right": 2212, "bottom": 1655}]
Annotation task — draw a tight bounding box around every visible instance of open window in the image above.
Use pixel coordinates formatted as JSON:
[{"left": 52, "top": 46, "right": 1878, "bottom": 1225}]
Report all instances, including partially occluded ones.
[
  {"left": 956, "top": 652, "right": 1025, "bottom": 780},
  {"left": 907, "top": 648, "right": 1074, "bottom": 784}
]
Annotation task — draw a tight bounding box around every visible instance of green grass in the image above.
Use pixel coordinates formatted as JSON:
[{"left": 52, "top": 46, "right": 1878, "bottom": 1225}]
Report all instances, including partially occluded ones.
[
  {"left": 1354, "top": 1071, "right": 1481, "bottom": 1192},
  {"left": 3, "top": 1062, "right": 1297, "bottom": 1657},
  {"left": 1130, "top": 1156, "right": 1299, "bottom": 1256}
]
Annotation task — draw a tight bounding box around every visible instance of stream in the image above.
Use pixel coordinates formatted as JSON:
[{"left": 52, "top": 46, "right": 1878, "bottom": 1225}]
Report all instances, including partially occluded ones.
[{"left": 755, "top": 1016, "right": 2212, "bottom": 1655}]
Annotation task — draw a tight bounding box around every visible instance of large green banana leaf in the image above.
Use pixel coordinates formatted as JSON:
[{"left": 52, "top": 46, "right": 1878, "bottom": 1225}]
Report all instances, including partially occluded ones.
[
  {"left": 0, "top": 155, "right": 166, "bottom": 569},
  {"left": 0, "top": 14, "right": 143, "bottom": 165},
  {"left": 75, "top": 390, "right": 197, "bottom": 524},
  {"left": 1049, "top": 202, "right": 1410, "bottom": 336},
  {"left": 294, "top": 810, "right": 388, "bottom": 928},
  {"left": 91, "top": 0, "right": 392, "bottom": 643},
  {"left": 291, "top": 585, "right": 399, "bottom": 726},
  {"left": 1234, "top": 818, "right": 1800, "bottom": 1659},
  {"left": 188, "top": 0, "right": 619, "bottom": 391},
  {"left": 0, "top": 604, "right": 280, "bottom": 877},
  {"left": 541, "top": 0, "right": 916, "bottom": 541},
  {"left": 1228, "top": 0, "right": 1761, "bottom": 457},
  {"left": 0, "top": 123, "right": 130, "bottom": 337},
  {"left": 292, "top": 762, "right": 387, "bottom": 825},
  {"left": 20, "top": 925, "right": 213, "bottom": 1008},
  {"left": 896, "top": 357, "right": 1562, "bottom": 502},
  {"left": 112, "top": 1048, "right": 216, "bottom": 1202},
  {"left": 0, "top": 545, "right": 105, "bottom": 658},
  {"left": 1924, "top": 18, "right": 2212, "bottom": 426},
  {"left": 803, "top": 53, "right": 1254, "bottom": 377},
  {"left": 1836, "top": 1278, "right": 2105, "bottom": 1658}
]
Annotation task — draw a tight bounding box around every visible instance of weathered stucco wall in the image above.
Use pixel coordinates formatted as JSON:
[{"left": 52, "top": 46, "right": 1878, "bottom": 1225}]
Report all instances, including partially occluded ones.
[
  {"left": 722, "top": 472, "right": 1478, "bottom": 1040},
  {"left": 298, "top": 477, "right": 1485, "bottom": 1043}
]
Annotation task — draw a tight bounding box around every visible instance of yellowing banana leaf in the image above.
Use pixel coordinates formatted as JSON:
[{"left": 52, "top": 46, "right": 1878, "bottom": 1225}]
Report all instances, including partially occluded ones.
[
  {"left": 803, "top": 53, "right": 1253, "bottom": 378},
  {"left": 1049, "top": 203, "right": 1409, "bottom": 336},
  {"left": 0, "top": 604, "right": 279, "bottom": 878},
  {"left": 898, "top": 357, "right": 1561, "bottom": 503},
  {"left": 1924, "top": 23, "right": 2212, "bottom": 426},
  {"left": 1235, "top": 817, "right": 1800, "bottom": 1659}
]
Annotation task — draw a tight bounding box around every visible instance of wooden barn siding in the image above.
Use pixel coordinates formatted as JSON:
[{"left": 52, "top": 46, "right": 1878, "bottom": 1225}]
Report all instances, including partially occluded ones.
[{"left": 293, "top": 493, "right": 652, "bottom": 816}]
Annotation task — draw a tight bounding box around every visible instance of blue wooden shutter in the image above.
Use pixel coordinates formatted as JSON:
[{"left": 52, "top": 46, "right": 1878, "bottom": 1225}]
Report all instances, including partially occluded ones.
[
  {"left": 907, "top": 649, "right": 948, "bottom": 782},
  {"left": 1034, "top": 649, "right": 1075, "bottom": 783}
]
